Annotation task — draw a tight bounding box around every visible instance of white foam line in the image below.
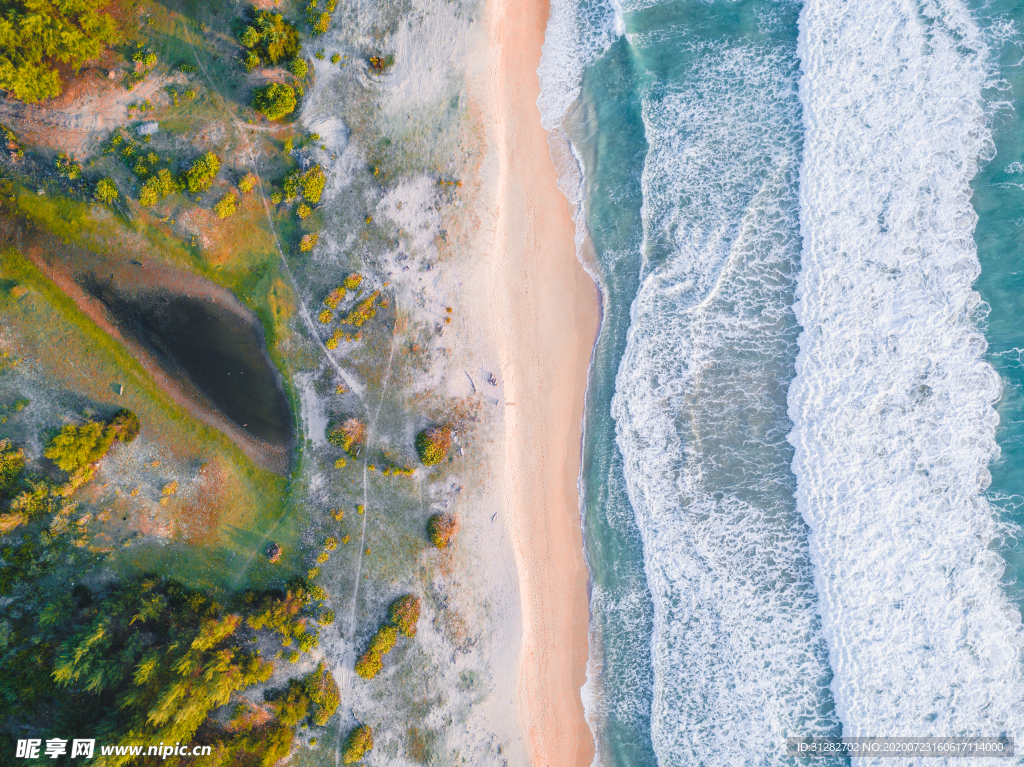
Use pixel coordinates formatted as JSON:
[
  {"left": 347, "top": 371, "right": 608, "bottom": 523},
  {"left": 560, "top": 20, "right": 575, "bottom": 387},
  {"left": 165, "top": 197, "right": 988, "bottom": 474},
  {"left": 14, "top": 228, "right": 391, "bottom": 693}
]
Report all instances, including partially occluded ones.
[{"left": 791, "top": 0, "right": 1024, "bottom": 752}]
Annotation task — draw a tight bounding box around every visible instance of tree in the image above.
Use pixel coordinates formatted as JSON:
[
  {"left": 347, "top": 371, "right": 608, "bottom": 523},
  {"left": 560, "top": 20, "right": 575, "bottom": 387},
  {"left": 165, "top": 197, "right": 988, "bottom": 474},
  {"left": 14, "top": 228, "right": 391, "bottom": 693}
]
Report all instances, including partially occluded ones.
[
  {"left": 44, "top": 421, "right": 115, "bottom": 473},
  {"left": 94, "top": 177, "right": 118, "bottom": 204},
  {"left": 342, "top": 725, "right": 372, "bottom": 764},
  {"left": 304, "top": 662, "right": 339, "bottom": 725},
  {"left": 252, "top": 83, "right": 296, "bottom": 121},
  {"left": 109, "top": 409, "right": 140, "bottom": 442},
  {"left": 214, "top": 192, "right": 237, "bottom": 219},
  {"left": 427, "top": 513, "right": 458, "bottom": 548},
  {"left": 238, "top": 10, "right": 300, "bottom": 67},
  {"left": 388, "top": 595, "right": 420, "bottom": 637},
  {"left": 183, "top": 152, "right": 220, "bottom": 194},
  {"left": 0, "top": 0, "right": 119, "bottom": 103},
  {"left": 0, "top": 439, "right": 25, "bottom": 498},
  {"left": 288, "top": 57, "right": 307, "bottom": 78},
  {"left": 416, "top": 426, "right": 451, "bottom": 466}
]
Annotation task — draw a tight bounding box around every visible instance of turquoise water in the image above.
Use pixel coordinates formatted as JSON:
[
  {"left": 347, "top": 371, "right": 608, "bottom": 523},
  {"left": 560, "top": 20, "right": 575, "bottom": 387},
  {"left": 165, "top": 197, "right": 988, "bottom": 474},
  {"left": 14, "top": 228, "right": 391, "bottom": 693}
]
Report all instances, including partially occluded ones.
[{"left": 541, "top": 0, "right": 1024, "bottom": 764}]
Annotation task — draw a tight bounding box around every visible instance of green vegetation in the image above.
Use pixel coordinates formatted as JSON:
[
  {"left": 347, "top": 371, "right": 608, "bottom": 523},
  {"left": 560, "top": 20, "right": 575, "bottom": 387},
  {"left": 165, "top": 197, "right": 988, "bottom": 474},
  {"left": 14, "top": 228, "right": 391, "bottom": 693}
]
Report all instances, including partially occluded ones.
[
  {"left": 340, "top": 291, "right": 381, "bottom": 327},
  {"left": 388, "top": 594, "right": 420, "bottom": 637},
  {"left": 55, "top": 152, "right": 81, "bottom": 180},
  {"left": 110, "top": 408, "right": 141, "bottom": 442},
  {"left": 305, "top": 661, "right": 340, "bottom": 725},
  {"left": 288, "top": 57, "right": 308, "bottom": 78},
  {"left": 44, "top": 420, "right": 116, "bottom": 473},
  {"left": 0, "top": 439, "right": 25, "bottom": 497},
  {"left": 327, "top": 417, "right": 365, "bottom": 457},
  {"left": 214, "top": 192, "right": 238, "bottom": 219},
  {"left": 299, "top": 232, "right": 318, "bottom": 252},
  {"left": 238, "top": 172, "right": 259, "bottom": 194},
  {"left": 0, "top": 0, "right": 118, "bottom": 102},
  {"left": 0, "top": 571, "right": 334, "bottom": 765},
  {"left": 343, "top": 724, "right": 373, "bottom": 764},
  {"left": 427, "top": 513, "right": 458, "bottom": 549},
  {"left": 416, "top": 426, "right": 452, "bottom": 466},
  {"left": 253, "top": 83, "right": 297, "bottom": 121},
  {"left": 239, "top": 9, "right": 301, "bottom": 68},
  {"left": 354, "top": 595, "right": 420, "bottom": 680},
  {"left": 94, "top": 177, "right": 118, "bottom": 204},
  {"left": 139, "top": 168, "right": 180, "bottom": 206},
  {"left": 183, "top": 151, "right": 221, "bottom": 194},
  {"left": 283, "top": 164, "right": 326, "bottom": 204},
  {"left": 244, "top": 579, "right": 323, "bottom": 653},
  {"left": 368, "top": 53, "right": 395, "bottom": 73}
]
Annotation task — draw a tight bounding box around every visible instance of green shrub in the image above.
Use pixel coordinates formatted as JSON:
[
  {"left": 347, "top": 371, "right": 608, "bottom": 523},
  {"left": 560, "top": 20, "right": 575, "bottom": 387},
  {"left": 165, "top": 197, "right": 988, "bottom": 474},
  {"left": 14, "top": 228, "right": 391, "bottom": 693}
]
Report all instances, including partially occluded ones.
[
  {"left": 0, "top": 439, "right": 25, "bottom": 498},
  {"left": 427, "top": 513, "right": 458, "bottom": 549},
  {"left": 330, "top": 53, "right": 340, "bottom": 64},
  {"left": 416, "top": 426, "right": 451, "bottom": 466},
  {"left": 94, "top": 178, "right": 118, "bottom": 204},
  {"left": 139, "top": 168, "right": 179, "bottom": 205},
  {"left": 342, "top": 725, "right": 372, "bottom": 764},
  {"left": 184, "top": 152, "right": 220, "bottom": 193},
  {"left": 388, "top": 595, "right": 420, "bottom": 637},
  {"left": 274, "top": 679, "right": 310, "bottom": 726},
  {"left": 55, "top": 153, "right": 81, "bottom": 179},
  {"left": 368, "top": 53, "right": 395, "bottom": 73},
  {"left": 253, "top": 83, "right": 297, "bottom": 121},
  {"left": 296, "top": 203, "right": 311, "bottom": 219},
  {"left": 239, "top": 10, "right": 300, "bottom": 65},
  {"left": 214, "top": 192, "right": 238, "bottom": 219},
  {"left": 300, "top": 164, "right": 326, "bottom": 203},
  {"left": 109, "top": 409, "right": 140, "bottom": 442},
  {"left": 304, "top": 662, "right": 339, "bottom": 726},
  {"left": 0, "top": 0, "right": 118, "bottom": 102},
  {"left": 354, "top": 651, "right": 381, "bottom": 680},
  {"left": 327, "top": 418, "right": 365, "bottom": 457},
  {"left": 299, "top": 233, "right": 318, "bottom": 252},
  {"left": 44, "top": 422, "right": 116, "bottom": 474},
  {"left": 288, "top": 57, "right": 308, "bottom": 78},
  {"left": 238, "top": 172, "right": 258, "bottom": 194},
  {"left": 312, "top": 12, "right": 330, "bottom": 34}
]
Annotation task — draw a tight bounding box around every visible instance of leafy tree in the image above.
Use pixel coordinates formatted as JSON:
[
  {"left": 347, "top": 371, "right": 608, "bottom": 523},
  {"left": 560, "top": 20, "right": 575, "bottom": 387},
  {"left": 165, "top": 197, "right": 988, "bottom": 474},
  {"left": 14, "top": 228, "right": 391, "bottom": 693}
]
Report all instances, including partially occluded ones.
[
  {"left": 238, "top": 10, "right": 300, "bottom": 67},
  {"left": 288, "top": 57, "right": 307, "bottom": 78},
  {"left": 183, "top": 151, "right": 221, "bottom": 194},
  {"left": 427, "top": 513, "right": 458, "bottom": 549},
  {"left": 214, "top": 192, "right": 237, "bottom": 219},
  {"left": 43, "top": 421, "right": 115, "bottom": 473},
  {"left": 55, "top": 152, "right": 81, "bottom": 179},
  {"left": 0, "top": 438, "right": 24, "bottom": 498},
  {"left": 388, "top": 595, "right": 420, "bottom": 637},
  {"left": 304, "top": 662, "right": 339, "bottom": 726},
  {"left": 342, "top": 725, "right": 373, "bottom": 764},
  {"left": 109, "top": 408, "right": 140, "bottom": 442},
  {"left": 0, "top": 0, "right": 119, "bottom": 103},
  {"left": 139, "top": 168, "right": 179, "bottom": 205},
  {"left": 252, "top": 83, "right": 297, "bottom": 121},
  {"left": 94, "top": 177, "right": 118, "bottom": 204},
  {"left": 416, "top": 426, "right": 451, "bottom": 466}
]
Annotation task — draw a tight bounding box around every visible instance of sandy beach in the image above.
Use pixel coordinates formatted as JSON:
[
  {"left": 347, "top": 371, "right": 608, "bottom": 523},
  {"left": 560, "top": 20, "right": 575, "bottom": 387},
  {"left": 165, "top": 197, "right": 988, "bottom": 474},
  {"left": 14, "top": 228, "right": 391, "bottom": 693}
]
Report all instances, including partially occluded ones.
[{"left": 473, "top": 0, "right": 600, "bottom": 763}]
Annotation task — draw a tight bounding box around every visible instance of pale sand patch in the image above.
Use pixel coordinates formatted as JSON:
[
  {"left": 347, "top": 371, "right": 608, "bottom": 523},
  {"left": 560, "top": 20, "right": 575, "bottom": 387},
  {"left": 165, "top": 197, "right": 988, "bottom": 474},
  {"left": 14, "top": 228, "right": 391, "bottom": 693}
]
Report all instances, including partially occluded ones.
[{"left": 469, "top": 0, "right": 600, "bottom": 763}]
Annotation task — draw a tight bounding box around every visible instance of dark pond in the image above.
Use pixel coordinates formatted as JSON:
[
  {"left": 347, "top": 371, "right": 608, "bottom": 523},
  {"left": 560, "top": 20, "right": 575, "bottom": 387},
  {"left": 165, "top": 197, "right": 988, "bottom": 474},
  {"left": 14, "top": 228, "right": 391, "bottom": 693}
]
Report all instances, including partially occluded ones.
[{"left": 85, "top": 281, "right": 293, "bottom": 446}]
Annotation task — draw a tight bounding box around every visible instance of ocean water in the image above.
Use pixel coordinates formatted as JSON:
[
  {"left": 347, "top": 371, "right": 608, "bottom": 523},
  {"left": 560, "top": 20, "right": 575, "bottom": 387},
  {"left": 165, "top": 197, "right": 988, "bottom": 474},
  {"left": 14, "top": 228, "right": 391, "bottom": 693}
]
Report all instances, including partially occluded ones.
[{"left": 540, "top": 0, "right": 1024, "bottom": 764}]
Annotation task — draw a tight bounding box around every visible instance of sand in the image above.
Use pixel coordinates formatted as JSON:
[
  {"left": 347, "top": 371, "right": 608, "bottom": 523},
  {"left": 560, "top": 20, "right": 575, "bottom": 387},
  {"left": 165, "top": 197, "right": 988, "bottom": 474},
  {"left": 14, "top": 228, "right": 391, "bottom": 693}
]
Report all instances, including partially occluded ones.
[{"left": 470, "top": 0, "right": 601, "bottom": 763}]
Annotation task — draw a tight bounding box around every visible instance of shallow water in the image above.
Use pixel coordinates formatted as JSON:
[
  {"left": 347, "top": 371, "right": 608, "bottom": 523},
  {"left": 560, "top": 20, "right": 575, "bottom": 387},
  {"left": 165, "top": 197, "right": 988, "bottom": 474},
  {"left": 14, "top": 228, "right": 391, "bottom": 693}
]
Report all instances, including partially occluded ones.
[{"left": 86, "top": 282, "right": 293, "bottom": 447}]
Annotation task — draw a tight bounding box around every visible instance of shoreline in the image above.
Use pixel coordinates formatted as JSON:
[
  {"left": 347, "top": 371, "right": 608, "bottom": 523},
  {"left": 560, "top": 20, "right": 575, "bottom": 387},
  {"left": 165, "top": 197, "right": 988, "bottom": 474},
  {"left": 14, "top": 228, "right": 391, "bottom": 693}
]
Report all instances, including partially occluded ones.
[{"left": 476, "top": 0, "right": 600, "bottom": 763}]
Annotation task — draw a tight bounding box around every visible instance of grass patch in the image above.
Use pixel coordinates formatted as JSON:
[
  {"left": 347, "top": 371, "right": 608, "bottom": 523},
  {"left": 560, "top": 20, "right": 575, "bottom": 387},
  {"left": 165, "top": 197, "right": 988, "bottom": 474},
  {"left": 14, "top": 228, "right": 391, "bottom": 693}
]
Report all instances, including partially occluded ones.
[{"left": 0, "top": 246, "right": 294, "bottom": 591}]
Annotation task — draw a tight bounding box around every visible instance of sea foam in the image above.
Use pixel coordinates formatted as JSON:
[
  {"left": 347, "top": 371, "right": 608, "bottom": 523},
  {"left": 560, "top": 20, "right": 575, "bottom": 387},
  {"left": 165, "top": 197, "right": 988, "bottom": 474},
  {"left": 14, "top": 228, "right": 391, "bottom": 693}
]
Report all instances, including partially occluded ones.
[
  {"left": 790, "top": 0, "right": 1024, "bottom": 746},
  {"left": 610, "top": 29, "right": 842, "bottom": 764}
]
